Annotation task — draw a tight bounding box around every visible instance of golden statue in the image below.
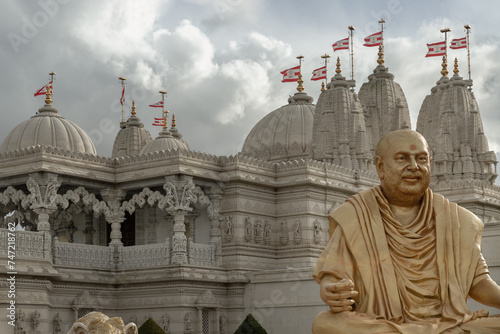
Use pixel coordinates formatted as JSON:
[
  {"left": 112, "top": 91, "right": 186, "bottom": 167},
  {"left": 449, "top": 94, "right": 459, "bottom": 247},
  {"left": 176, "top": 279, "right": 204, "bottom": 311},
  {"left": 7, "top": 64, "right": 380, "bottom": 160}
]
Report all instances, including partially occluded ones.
[{"left": 313, "top": 130, "right": 500, "bottom": 333}]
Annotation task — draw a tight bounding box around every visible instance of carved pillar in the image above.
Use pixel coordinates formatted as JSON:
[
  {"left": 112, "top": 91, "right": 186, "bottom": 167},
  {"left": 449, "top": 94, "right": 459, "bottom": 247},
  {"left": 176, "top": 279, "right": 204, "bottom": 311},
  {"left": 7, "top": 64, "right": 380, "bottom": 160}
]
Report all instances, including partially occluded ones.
[
  {"left": 207, "top": 186, "right": 224, "bottom": 266},
  {"left": 164, "top": 176, "right": 198, "bottom": 265},
  {"left": 100, "top": 188, "right": 126, "bottom": 246},
  {"left": 27, "top": 173, "right": 61, "bottom": 232},
  {"left": 197, "top": 308, "right": 203, "bottom": 334},
  {"left": 171, "top": 209, "right": 188, "bottom": 264}
]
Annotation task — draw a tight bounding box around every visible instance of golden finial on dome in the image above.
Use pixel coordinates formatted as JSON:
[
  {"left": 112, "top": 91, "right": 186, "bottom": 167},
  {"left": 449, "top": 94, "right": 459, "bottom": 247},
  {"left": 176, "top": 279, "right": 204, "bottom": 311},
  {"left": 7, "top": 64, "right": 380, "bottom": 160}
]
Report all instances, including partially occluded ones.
[
  {"left": 335, "top": 57, "right": 341, "bottom": 74},
  {"left": 45, "top": 86, "right": 53, "bottom": 105},
  {"left": 171, "top": 114, "right": 176, "bottom": 128},
  {"left": 296, "top": 55, "right": 304, "bottom": 92},
  {"left": 131, "top": 101, "right": 137, "bottom": 115},
  {"left": 377, "top": 45, "right": 385, "bottom": 66},
  {"left": 441, "top": 55, "right": 448, "bottom": 77},
  {"left": 453, "top": 57, "right": 459, "bottom": 75},
  {"left": 321, "top": 81, "right": 325, "bottom": 91}
]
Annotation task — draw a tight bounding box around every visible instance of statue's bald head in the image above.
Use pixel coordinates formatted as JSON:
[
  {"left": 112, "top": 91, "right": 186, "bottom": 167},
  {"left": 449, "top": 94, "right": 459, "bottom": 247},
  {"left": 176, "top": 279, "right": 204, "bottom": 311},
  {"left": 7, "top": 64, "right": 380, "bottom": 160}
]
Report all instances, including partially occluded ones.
[{"left": 375, "top": 129, "right": 429, "bottom": 161}]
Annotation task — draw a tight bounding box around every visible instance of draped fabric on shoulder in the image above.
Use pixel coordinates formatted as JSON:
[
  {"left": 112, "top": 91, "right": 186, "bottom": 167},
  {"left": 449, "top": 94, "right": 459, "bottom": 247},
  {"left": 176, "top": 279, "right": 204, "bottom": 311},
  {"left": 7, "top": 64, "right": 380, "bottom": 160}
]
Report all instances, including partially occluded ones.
[{"left": 313, "top": 186, "right": 495, "bottom": 333}]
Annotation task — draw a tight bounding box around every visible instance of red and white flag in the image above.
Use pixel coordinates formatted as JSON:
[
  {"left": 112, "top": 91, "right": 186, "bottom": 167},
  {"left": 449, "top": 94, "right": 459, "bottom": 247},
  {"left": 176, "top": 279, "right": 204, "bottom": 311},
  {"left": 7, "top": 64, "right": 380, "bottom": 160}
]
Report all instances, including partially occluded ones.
[
  {"left": 152, "top": 117, "right": 165, "bottom": 126},
  {"left": 363, "top": 31, "right": 382, "bottom": 47},
  {"left": 280, "top": 65, "right": 301, "bottom": 82},
  {"left": 120, "top": 86, "right": 125, "bottom": 105},
  {"left": 149, "top": 101, "right": 164, "bottom": 108},
  {"left": 311, "top": 66, "right": 327, "bottom": 81},
  {"left": 425, "top": 41, "right": 446, "bottom": 57},
  {"left": 450, "top": 37, "right": 467, "bottom": 50},
  {"left": 332, "top": 37, "right": 349, "bottom": 52},
  {"left": 34, "top": 81, "right": 53, "bottom": 97}
]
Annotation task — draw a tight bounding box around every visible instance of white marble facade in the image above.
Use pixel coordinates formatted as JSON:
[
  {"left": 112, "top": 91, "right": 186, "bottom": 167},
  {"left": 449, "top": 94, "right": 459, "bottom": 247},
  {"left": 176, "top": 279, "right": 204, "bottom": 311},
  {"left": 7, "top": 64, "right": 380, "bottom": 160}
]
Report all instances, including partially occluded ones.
[{"left": 0, "top": 59, "right": 499, "bottom": 334}]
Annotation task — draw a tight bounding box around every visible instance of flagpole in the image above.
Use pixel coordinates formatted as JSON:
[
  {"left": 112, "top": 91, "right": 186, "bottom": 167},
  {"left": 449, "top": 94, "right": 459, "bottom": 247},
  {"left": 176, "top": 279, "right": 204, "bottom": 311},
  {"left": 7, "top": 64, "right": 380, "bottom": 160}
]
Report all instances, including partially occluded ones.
[
  {"left": 49, "top": 72, "right": 56, "bottom": 102},
  {"left": 321, "top": 54, "right": 331, "bottom": 91},
  {"left": 159, "top": 90, "right": 168, "bottom": 130},
  {"left": 296, "top": 55, "right": 304, "bottom": 92},
  {"left": 348, "top": 26, "right": 355, "bottom": 81},
  {"left": 465, "top": 24, "right": 471, "bottom": 80},
  {"left": 119, "top": 77, "right": 127, "bottom": 122}
]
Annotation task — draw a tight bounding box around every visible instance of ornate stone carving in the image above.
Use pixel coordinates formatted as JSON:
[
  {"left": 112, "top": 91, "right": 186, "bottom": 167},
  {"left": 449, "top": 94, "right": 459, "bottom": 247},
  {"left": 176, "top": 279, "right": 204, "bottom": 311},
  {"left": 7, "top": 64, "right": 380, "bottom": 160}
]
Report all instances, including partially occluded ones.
[
  {"left": 280, "top": 220, "right": 289, "bottom": 245},
  {"left": 14, "top": 309, "right": 26, "bottom": 334},
  {"left": 220, "top": 314, "right": 227, "bottom": 334},
  {"left": 53, "top": 313, "right": 62, "bottom": 334},
  {"left": 313, "top": 219, "right": 322, "bottom": 244},
  {"left": 263, "top": 219, "right": 272, "bottom": 245},
  {"left": 27, "top": 173, "right": 61, "bottom": 231},
  {"left": 254, "top": 219, "right": 263, "bottom": 244},
  {"left": 244, "top": 217, "right": 253, "bottom": 242},
  {"left": 30, "top": 309, "right": 41, "bottom": 330},
  {"left": 184, "top": 312, "right": 192, "bottom": 333},
  {"left": 223, "top": 216, "right": 233, "bottom": 242},
  {"left": 293, "top": 219, "right": 302, "bottom": 245},
  {"left": 161, "top": 313, "right": 170, "bottom": 333}
]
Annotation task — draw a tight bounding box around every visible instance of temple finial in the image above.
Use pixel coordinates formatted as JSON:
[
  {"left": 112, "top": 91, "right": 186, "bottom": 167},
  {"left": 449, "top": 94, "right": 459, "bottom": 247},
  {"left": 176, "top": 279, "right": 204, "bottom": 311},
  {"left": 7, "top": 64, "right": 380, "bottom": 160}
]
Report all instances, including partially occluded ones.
[
  {"left": 453, "top": 57, "right": 459, "bottom": 75},
  {"left": 45, "top": 86, "right": 53, "bottom": 105},
  {"left": 171, "top": 114, "right": 176, "bottom": 128},
  {"left": 296, "top": 55, "right": 304, "bottom": 93},
  {"left": 377, "top": 45, "right": 384, "bottom": 66},
  {"left": 321, "top": 81, "right": 326, "bottom": 91},
  {"left": 131, "top": 101, "right": 137, "bottom": 115},
  {"left": 335, "top": 57, "right": 341, "bottom": 74},
  {"left": 441, "top": 56, "right": 448, "bottom": 77}
]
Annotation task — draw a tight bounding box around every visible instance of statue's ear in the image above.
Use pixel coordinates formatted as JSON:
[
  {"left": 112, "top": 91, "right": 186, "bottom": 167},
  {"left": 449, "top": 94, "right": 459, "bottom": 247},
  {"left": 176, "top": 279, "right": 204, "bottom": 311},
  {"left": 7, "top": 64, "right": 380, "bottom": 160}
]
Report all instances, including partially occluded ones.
[
  {"left": 69, "top": 322, "right": 89, "bottom": 334},
  {"left": 375, "top": 156, "right": 384, "bottom": 179},
  {"left": 125, "top": 323, "right": 138, "bottom": 334}
]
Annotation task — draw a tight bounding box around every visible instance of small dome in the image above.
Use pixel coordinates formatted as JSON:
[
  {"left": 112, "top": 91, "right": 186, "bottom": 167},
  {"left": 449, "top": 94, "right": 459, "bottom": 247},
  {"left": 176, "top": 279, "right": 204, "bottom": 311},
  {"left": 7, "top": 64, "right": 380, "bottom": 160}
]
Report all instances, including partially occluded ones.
[
  {"left": 241, "top": 91, "right": 315, "bottom": 161},
  {"left": 112, "top": 102, "right": 152, "bottom": 158},
  {"left": 139, "top": 128, "right": 189, "bottom": 155},
  {"left": 0, "top": 98, "right": 96, "bottom": 154}
]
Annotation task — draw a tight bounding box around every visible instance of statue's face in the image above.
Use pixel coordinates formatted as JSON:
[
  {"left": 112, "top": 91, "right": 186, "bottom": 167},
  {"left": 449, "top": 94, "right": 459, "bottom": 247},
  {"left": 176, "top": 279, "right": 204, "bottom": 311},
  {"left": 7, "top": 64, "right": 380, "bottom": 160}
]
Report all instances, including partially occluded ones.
[{"left": 376, "top": 132, "right": 430, "bottom": 206}]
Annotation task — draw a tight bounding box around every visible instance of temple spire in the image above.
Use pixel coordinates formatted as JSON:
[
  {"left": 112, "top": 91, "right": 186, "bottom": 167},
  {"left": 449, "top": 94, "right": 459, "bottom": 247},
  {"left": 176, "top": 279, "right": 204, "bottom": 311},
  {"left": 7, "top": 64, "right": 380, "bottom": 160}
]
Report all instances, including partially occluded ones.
[
  {"left": 453, "top": 57, "right": 459, "bottom": 75},
  {"left": 131, "top": 101, "right": 136, "bottom": 115},
  {"left": 335, "top": 57, "right": 341, "bottom": 74},
  {"left": 49, "top": 72, "right": 56, "bottom": 102}
]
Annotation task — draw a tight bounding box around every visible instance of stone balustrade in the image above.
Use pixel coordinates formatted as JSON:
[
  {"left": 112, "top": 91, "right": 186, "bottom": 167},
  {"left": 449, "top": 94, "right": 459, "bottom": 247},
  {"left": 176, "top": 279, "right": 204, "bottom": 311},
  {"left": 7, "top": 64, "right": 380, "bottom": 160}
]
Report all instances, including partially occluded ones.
[
  {"left": 0, "top": 229, "right": 218, "bottom": 269},
  {"left": 188, "top": 239, "right": 216, "bottom": 267},
  {"left": 53, "top": 238, "right": 115, "bottom": 269},
  {"left": 0, "top": 228, "right": 51, "bottom": 259},
  {"left": 119, "top": 240, "right": 171, "bottom": 269}
]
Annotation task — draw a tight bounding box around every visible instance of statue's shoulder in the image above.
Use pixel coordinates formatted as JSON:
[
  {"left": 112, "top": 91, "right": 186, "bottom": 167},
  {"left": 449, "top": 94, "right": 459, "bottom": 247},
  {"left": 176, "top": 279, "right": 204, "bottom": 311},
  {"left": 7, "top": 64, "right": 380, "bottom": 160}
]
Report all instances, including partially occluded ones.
[
  {"left": 330, "top": 188, "right": 374, "bottom": 224},
  {"left": 433, "top": 191, "right": 484, "bottom": 231}
]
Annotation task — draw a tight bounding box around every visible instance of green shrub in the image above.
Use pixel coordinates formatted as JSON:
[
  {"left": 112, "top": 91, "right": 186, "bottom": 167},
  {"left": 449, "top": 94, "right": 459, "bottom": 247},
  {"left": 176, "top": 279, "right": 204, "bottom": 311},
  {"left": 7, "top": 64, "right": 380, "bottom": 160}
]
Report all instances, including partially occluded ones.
[
  {"left": 138, "top": 317, "right": 166, "bottom": 334},
  {"left": 234, "top": 314, "right": 268, "bottom": 334}
]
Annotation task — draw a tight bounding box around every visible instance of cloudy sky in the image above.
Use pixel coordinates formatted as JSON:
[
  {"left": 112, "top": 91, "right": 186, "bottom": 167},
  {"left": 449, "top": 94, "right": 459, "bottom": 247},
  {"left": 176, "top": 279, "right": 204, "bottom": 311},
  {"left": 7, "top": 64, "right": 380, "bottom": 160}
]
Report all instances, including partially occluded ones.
[{"left": 1, "top": 0, "right": 500, "bottom": 163}]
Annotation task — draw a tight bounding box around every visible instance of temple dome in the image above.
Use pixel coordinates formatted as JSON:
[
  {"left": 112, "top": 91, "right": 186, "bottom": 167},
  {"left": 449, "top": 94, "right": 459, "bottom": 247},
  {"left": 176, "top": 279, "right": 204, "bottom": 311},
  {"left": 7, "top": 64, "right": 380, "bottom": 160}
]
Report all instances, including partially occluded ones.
[
  {"left": 112, "top": 102, "right": 152, "bottom": 158},
  {"left": 240, "top": 91, "right": 315, "bottom": 161},
  {"left": 139, "top": 121, "right": 189, "bottom": 155},
  {"left": 0, "top": 96, "right": 96, "bottom": 154}
]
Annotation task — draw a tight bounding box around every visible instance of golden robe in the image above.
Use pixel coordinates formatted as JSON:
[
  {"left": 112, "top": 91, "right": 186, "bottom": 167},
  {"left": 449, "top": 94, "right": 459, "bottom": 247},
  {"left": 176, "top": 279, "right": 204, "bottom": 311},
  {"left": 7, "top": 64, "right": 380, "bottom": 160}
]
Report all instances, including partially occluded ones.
[{"left": 313, "top": 186, "right": 500, "bottom": 334}]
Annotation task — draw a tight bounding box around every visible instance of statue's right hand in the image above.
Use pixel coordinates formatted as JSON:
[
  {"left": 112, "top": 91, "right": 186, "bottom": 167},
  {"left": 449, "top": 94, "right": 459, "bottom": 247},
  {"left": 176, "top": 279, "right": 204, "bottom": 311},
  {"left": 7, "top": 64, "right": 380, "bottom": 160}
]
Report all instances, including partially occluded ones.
[{"left": 320, "top": 277, "right": 358, "bottom": 313}]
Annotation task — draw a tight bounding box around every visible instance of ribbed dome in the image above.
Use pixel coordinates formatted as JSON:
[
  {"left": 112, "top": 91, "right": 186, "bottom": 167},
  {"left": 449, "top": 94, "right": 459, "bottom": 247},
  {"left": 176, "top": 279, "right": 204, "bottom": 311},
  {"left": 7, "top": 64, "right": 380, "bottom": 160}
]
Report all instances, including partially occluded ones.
[
  {"left": 241, "top": 91, "right": 315, "bottom": 161},
  {"left": 112, "top": 102, "right": 152, "bottom": 158},
  {"left": 0, "top": 99, "right": 96, "bottom": 154},
  {"left": 139, "top": 128, "right": 190, "bottom": 155}
]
